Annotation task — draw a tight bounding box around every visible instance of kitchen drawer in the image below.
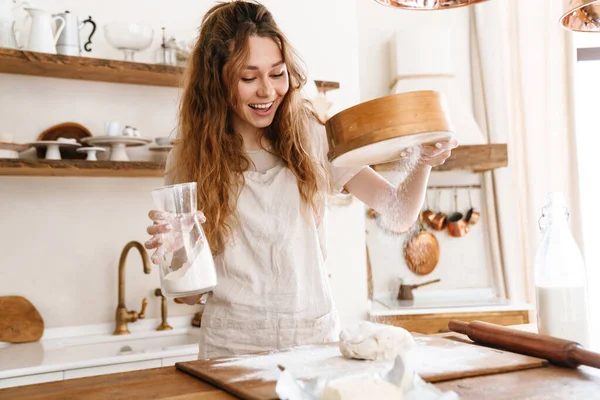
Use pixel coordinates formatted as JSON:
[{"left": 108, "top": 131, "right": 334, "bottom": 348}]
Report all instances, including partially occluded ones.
[
  {"left": 0, "top": 371, "right": 63, "bottom": 389},
  {"left": 162, "top": 354, "right": 198, "bottom": 367},
  {"left": 64, "top": 359, "right": 162, "bottom": 380},
  {"left": 370, "top": 310, "right": 530, "bottom": 334}
]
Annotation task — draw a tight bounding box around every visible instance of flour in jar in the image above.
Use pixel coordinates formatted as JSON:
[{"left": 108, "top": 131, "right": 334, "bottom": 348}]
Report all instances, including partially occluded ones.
[{"left": 161, "top": 240, "right": 217, "bottom": 297}]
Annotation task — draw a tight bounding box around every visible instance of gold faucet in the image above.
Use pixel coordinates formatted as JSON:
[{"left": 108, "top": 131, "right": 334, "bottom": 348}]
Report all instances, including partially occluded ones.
[
  {"left": 191, "top": 311, "right": 203, "bottom": 327},
  {"left": 113, "top": 241, "right": 151, "bottom": 335},
  {"left": 154, "top": 288, "right": 173, "bottom": 331}
]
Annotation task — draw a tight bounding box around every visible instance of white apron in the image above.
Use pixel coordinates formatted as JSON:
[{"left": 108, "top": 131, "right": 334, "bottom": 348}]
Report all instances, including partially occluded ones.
[{"left": 198, "top": 157, "right": 339, "bottom": 359}]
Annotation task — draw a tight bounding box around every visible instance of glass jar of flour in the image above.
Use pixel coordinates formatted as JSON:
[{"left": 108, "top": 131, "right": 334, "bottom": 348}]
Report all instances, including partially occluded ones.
[
  {"left": 534, "top": 192, "right": 590, "bottom": 347},
  {"left": 151, "top": 182, "right": 217, "bottom": 298}
]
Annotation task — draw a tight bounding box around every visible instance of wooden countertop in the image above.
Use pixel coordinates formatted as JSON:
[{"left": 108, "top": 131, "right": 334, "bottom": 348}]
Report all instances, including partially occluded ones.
[
  {"left": 2, "top": 327, "right": 599, "bottom": 399},
  {"left": 1, "top": 361, "right": 599, "bottom": 399},
  {"left": 0, "top": 367, "right": 236, "bottom": 400}
]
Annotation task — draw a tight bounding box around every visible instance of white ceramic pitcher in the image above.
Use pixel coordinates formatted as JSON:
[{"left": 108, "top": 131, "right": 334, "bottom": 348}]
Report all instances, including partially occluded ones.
[
  {"left": 0, "top": 0, "right": 29, "bottom": 49},
  {"left": 24, "top": 7, "right": 65, "bottom": 54},
  {"left": 0, "top": 0, "right": 29, "bottom": 21}
]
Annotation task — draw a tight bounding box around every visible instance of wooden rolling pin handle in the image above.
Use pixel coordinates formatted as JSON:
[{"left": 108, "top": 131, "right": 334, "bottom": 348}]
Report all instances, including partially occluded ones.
[
  {"left": 448, "top": 320, "right": 600, "bottom": 369},
  {"left": 448, "top": 320, "right": 468, "bottom": 334},
  {"left": 572, "top": 347, "right": 600, "bottom": 370}
]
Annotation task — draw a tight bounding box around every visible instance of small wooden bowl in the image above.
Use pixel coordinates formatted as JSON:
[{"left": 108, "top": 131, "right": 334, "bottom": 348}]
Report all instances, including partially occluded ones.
[
  {"left": 325, "top": 90, "right": 454, "bottom": 167},
  {"left": 37, "top": 122, "right": 92, "bottom": 160}
]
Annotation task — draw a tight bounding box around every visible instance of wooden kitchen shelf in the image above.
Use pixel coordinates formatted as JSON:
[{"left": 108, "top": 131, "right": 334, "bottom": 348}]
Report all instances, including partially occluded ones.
[
  {"left": 372, "top": 144, "right": 508, "bottom": 173},
  {"left": 0, "top": 159, "right": 164, "bottom": 178},
  {"left": 0, "top": 48, "right": 184, "bottom": 87},
  {"left": 1, "top": 144, "right": 507, "bottom": 178},
  {"left": 435, "top": 144, "right": 508, "bottom": 172}
]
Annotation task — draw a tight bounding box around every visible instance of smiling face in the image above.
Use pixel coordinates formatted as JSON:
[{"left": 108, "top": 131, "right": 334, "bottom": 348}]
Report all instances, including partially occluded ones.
[{"left": 230, "top": 35, "right": 290, "bottom": 137}]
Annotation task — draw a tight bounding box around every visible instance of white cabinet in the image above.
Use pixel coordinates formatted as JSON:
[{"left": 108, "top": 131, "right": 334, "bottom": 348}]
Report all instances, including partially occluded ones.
[
  {"left": 0, "top": 353, "right": 198, "bottom": 388},
  {"left": 0, "top": 371, "right": 64, "bottom": 389}
]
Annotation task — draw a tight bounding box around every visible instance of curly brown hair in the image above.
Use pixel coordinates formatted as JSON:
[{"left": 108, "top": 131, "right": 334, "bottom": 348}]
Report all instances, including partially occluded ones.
[{"left": 172, "top": 0, "right": 328, "bottom": 255}]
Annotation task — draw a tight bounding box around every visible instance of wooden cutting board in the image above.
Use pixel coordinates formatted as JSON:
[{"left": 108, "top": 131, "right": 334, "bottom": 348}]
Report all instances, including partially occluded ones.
[
  {"left": 176, "top": 334, "right": 548, "bottom": 400},
  {"left": 0, "top": 296, "right": 44, "bottom": 343}
]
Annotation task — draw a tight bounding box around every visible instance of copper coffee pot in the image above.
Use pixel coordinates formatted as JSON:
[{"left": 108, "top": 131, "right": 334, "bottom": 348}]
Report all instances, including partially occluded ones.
[
  {"left": 398, "top": 278, "right": 441, "bottom": 300},
  {"left": 447, "top": 189, "right": 468, "bottom": 237},
  {"left": 465, "top": 187, "right": 480, "bottom": 225},
  {"left": 429, "top": 190, "right": 447, "bottom": 231}
]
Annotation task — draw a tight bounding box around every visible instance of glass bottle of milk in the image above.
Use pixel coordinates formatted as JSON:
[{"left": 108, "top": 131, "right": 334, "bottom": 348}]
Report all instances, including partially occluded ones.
[{"left": 534, "top": 192, "right": 590, "bottom": 347}]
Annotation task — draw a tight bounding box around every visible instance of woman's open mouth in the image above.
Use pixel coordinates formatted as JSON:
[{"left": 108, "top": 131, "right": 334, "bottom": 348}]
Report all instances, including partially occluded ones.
[{"left": 248, "top": 101, "right": 275, "bottom": 117}]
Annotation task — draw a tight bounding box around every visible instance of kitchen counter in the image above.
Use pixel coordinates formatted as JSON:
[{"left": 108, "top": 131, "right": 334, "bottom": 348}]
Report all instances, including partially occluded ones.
[
  {"left": 1, "top": 358, "right": 599, "bottom": 399},
  {"left": 0, "top": 366, "right": 235, "bottom": 400},
  {"left": 369, "top": 290, "right": 533, "bottom": 316},
  {"left": 2, "top": 326, "right": 600, "bottom": 399},
  {"left": 0, "top": 316, "right": 201, "bottom": 388},
  {"left": 368, "top": 294, "right": 532, "bottom": 334}
]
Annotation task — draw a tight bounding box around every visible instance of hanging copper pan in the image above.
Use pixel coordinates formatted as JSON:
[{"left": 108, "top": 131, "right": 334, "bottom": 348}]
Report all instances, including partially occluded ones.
[
  {"left": 325, "top": 91, "right": 454, "bottom": 168},
  {"left": 404, "top": 216, "right": 440, "bottom": 276}
]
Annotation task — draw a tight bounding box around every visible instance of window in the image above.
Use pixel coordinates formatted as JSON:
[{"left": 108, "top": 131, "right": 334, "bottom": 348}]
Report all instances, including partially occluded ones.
[{"left": 573, "top": 44, "right": 600, "bottom": 340}]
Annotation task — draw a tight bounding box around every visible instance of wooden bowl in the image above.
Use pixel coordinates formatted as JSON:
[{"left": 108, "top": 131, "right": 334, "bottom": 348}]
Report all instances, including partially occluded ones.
[
  {"left": 325, "top": 90, "right": 454, "bottom": 167},
  {"left": 37, "top": 122, "right": 92, "bottom": 160}
]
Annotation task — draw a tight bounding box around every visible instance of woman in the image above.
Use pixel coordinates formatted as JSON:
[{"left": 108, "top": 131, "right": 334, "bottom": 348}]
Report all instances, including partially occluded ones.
[{"left": 145, "top": 0, "right": 457, "bottom": 359}]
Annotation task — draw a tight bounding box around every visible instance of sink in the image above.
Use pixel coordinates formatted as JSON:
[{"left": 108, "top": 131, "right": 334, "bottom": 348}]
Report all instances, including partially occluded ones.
[
  {"left": 0, "top": 327, "right": 201, "bottom": 375},
  {"left": 381, "top": 296, "right": 512, "bottom": 310},
  {"left": 54, "top": 330, "right": 201, "bottom": 358},
  {"left": 373, "top": 288, "right": 514, "bottom": 311}
]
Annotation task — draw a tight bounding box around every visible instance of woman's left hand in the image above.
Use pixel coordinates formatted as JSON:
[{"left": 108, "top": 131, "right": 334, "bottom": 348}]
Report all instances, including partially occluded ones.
[{"left": 420, "top": 137, "right": 459, "bottom": 167}]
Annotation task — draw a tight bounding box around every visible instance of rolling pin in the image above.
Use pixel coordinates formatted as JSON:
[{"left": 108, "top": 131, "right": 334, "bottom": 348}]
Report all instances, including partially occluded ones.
[{"left": 448, "top": 320, "right": 600, "bottom": 369}]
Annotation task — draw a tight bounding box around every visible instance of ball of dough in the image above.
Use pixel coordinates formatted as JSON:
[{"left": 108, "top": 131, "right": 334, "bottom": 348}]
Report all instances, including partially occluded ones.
[
  {"left": 339, "top": 322, "right": 414, "bottom": 361},
  {"left": 321, "top": 377, "right": 403, "bottom": 400}
]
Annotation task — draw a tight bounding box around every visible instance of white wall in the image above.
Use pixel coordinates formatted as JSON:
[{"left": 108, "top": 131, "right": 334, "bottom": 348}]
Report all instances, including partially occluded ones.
[
  {"left": 356, "top": 2, "right": 497, "bottom": 298},
  {"left": 356, "top": 1, "right": 472, "bottom": 103},
  {"left": 572, "top": 32, "right": 600, "bottom": 347},
  {"left": 366, "top": 171, "right": 494, "bottom": 299},
  {"left": 0, "top": 0, "right": 365, "bottom": 329}
]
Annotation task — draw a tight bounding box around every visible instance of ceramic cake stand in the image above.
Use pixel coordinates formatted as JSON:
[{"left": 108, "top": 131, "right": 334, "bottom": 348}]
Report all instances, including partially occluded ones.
[
  {"left": 76, "top": 147, "right": 107, "bottom": 161},
  {"left": 81, "top": 136, "right": 152, "bottom": 161},
  {"left": 0, "top": 142, "right": 30, "bottom": 159},
  {"left": 26, "top": 141, "right": 81, "bottom": 160}
]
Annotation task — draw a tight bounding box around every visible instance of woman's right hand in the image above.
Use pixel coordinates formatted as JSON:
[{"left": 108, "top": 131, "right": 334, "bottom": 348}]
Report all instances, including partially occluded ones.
[{"left": 145, "top": 210, "right": 206, "bottom": 264}]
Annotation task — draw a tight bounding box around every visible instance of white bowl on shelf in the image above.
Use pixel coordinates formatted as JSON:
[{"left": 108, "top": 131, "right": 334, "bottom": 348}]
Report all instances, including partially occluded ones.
[
  {"left": 155, "top": 137, "right": 172, "bottom": 146},
  {"left": 104, "top": 22, "right": 154, "bottom": 61}
]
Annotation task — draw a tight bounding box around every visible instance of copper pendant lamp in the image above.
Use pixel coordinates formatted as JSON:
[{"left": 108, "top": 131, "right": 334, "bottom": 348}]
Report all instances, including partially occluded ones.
[
  {"left": 373, "top": 0, "right": 489, "bottom": 11},
  {"left": 560, "top": 0, "right": 600, "bottom": 32}
]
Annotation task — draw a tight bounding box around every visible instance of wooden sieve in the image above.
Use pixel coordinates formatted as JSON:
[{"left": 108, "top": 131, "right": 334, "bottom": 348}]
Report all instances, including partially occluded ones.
[{"left": 325, "top": 90, "right": 455, "bottom": 167}]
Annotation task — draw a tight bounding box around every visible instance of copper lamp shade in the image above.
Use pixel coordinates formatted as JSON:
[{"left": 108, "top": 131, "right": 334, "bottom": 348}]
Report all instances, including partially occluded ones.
[
  {"left": 561, "top": 0, "right": 600, "bottom": 32},
  {"left": 373, "top": 0, "right": 489, "bottom": 11}
]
